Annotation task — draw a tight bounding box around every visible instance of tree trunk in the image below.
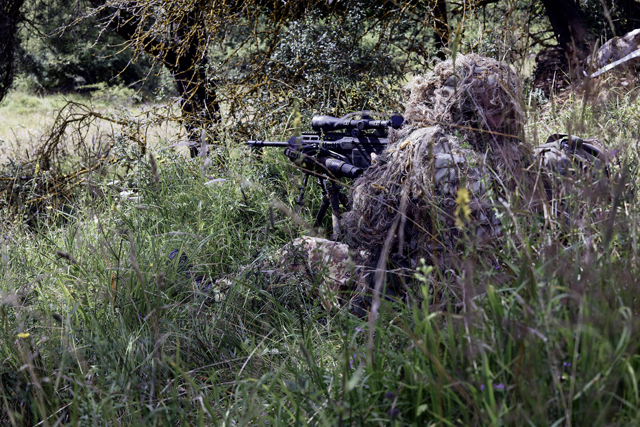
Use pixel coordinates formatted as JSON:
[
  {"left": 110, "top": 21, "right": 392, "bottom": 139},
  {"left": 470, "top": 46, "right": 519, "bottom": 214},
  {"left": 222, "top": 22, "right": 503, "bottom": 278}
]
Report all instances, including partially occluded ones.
[
  {"left": 0, "top": 0, "right": 26, "bottom": 104},
  {"left": 174, "top": 60, "right": 220, "bottom": 158},
  {"left": 94, "top": 1, "right": 220, "bottom": 157},
  {"left": 541, "top": 0, "right": 592, "bottom": 61},
  {"left": 433, "top": 0, "right": 449, "bottom": 60},
  {"left": 170, "top": 10, "right": 220, "bottom": 158}
]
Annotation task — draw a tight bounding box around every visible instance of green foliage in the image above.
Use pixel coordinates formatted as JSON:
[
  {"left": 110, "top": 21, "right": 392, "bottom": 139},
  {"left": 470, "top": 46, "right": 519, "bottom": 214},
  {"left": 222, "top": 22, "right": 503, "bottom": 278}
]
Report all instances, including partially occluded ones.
[
  {"left": 0, "top": 0, "right": 25, "bottom": 103},
  {"left": 0, "top": 84, "right": 640, "bottom": 425},
  {"left": 2, "top": 1, "right": 640, "bottom": 424},
  {"left": 0, "top": 82, "right": 140, "bottom": 114},
  {"left": 264, "top": 3, "right": 404, "bottom": 113},
  {"left": 15, "top": 0, "right": 166, "bottom": 96},
  {"left": 580, "top": 0, "right": 638, "bottom": 41}
]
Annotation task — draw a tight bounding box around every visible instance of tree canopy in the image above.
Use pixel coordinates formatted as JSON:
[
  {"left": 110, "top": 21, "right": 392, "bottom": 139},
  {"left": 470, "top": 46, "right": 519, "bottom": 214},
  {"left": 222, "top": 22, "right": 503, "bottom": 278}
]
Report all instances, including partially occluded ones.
[{"left": 2, "top": 0, "right": 639, "bottom": 152}]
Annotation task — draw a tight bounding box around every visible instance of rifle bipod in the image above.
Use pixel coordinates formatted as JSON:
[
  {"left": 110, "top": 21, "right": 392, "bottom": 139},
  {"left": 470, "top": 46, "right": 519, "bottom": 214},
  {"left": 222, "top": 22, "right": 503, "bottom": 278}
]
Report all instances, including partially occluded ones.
[{"left": 295, "top": 174, "right": 349, "bottom": 240}]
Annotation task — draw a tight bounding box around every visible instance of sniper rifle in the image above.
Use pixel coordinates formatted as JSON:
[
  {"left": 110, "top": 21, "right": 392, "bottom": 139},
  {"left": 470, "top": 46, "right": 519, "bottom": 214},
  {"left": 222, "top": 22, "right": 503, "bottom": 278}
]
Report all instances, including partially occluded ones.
[{"left": 247, "top": 111, "right": 403, "bottom": 239}]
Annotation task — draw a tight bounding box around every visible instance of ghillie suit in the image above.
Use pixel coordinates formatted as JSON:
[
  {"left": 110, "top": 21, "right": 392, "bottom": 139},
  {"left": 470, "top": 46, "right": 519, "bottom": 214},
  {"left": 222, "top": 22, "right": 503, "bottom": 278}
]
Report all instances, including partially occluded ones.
[
  {"left": 169, "top": 238, "right": 363, "bottom": 315},
  {"left": 181, "top": 55, "right": 610, "bottom": 316},
  {"left": 275, "top": 237, "right": 362, "bottom": 313},
  {"left": 181, "top": 55, "right": 609, "bottom": 316},
  {"left": 340, "top": 54, "right": 537, "bottom": 304},
  {"left": 587, "top": 29, "right": 640, "bottom": 102}
]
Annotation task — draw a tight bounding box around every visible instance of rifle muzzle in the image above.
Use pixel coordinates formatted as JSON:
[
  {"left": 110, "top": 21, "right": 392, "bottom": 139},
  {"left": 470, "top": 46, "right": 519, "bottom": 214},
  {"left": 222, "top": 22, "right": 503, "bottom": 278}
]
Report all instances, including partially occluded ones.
[{"left": 318, "top": 157, "right": 363, "bottom": 179}]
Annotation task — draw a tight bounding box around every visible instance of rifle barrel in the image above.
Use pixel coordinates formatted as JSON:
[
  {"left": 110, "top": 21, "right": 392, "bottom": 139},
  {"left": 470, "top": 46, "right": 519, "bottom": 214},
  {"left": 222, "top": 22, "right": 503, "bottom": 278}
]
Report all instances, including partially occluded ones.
[{"left": 247, "top": 140, "right": 290, "bottom": 147}]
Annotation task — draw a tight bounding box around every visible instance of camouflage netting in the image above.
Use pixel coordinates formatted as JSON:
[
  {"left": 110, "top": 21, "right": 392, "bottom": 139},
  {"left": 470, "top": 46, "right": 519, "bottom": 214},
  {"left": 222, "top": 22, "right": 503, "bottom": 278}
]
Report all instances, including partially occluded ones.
[{"left": 341, "top": 54, "right": 536, "bottom": 281}]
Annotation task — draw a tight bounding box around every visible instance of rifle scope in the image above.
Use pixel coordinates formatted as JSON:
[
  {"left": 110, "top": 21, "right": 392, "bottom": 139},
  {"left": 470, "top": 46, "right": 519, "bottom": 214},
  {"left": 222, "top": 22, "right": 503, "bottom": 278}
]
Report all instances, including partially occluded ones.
[{"left": 312, "top": 114, "right": 403, "bottom": 133}]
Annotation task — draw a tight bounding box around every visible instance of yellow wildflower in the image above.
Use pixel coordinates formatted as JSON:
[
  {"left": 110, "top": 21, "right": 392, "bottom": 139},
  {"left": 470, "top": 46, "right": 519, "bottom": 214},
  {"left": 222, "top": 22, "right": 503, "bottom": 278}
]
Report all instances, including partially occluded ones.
[
  {"left": 455, "top": 187, "right": 471, "bottom": 228},
  {"left": 17, "top": 332, "right": 30, "bottom": 339}
]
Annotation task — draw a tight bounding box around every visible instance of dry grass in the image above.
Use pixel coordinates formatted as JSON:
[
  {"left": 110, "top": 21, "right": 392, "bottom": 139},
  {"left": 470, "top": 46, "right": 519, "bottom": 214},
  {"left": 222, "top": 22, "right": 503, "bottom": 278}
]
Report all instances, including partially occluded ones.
[{"left": 0, "top": 90, "right": 189, "bottom": 164}]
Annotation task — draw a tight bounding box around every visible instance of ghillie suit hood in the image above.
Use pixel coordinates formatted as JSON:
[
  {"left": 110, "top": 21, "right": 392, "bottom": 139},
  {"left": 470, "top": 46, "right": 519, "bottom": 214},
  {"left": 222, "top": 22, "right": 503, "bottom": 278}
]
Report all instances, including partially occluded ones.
[{"left": 341, "top": 54, "right": 537, "bottom": 298}]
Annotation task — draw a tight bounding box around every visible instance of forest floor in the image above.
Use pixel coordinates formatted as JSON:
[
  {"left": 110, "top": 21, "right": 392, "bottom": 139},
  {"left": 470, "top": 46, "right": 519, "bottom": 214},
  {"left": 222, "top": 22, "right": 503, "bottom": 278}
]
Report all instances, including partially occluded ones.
[{"left": 1, "top": 78, "right": 640, "bottom": 425}]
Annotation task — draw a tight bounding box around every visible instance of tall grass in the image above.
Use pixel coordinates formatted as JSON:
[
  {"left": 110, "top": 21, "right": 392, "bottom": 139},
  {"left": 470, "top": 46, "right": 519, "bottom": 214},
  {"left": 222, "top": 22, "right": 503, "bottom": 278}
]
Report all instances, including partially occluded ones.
[{"left": 1, "top": 82, "right": 640, "bottom": 426}]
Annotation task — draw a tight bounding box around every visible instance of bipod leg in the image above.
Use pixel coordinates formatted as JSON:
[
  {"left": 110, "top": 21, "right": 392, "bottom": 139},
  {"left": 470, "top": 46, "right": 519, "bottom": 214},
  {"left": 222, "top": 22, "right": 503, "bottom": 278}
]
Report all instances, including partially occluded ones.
[
  {"left": 295, "top": 174, "right": 310, "bottom": 213},
  {"left": 314, "top": 178, "right": 330, "bottom": 228},
  {"left": 338, "top": 191, "right": 350, "bottom": 211},
  {"left": 327, "top": 181, "right": 343, "bottom": 240}
]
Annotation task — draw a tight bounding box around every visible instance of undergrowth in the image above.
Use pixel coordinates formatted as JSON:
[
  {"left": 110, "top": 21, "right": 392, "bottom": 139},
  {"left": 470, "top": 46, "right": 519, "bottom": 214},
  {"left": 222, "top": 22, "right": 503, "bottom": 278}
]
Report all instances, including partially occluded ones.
[{"left": 0, "top": 84, "right": 640, "bottom": 426}]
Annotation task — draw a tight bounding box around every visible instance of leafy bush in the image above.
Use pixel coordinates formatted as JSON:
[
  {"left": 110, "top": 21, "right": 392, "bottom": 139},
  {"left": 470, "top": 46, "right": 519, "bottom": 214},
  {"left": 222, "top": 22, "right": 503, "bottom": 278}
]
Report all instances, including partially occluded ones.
[
  {"left": 14, "top": 0, "right": 164, "bottom": 96},
  {"left": 266, "top": 6, "right": 401, "bottom": 112},
  {"left": 219, "top": 1, "right": 414, "bottom": 140}
]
